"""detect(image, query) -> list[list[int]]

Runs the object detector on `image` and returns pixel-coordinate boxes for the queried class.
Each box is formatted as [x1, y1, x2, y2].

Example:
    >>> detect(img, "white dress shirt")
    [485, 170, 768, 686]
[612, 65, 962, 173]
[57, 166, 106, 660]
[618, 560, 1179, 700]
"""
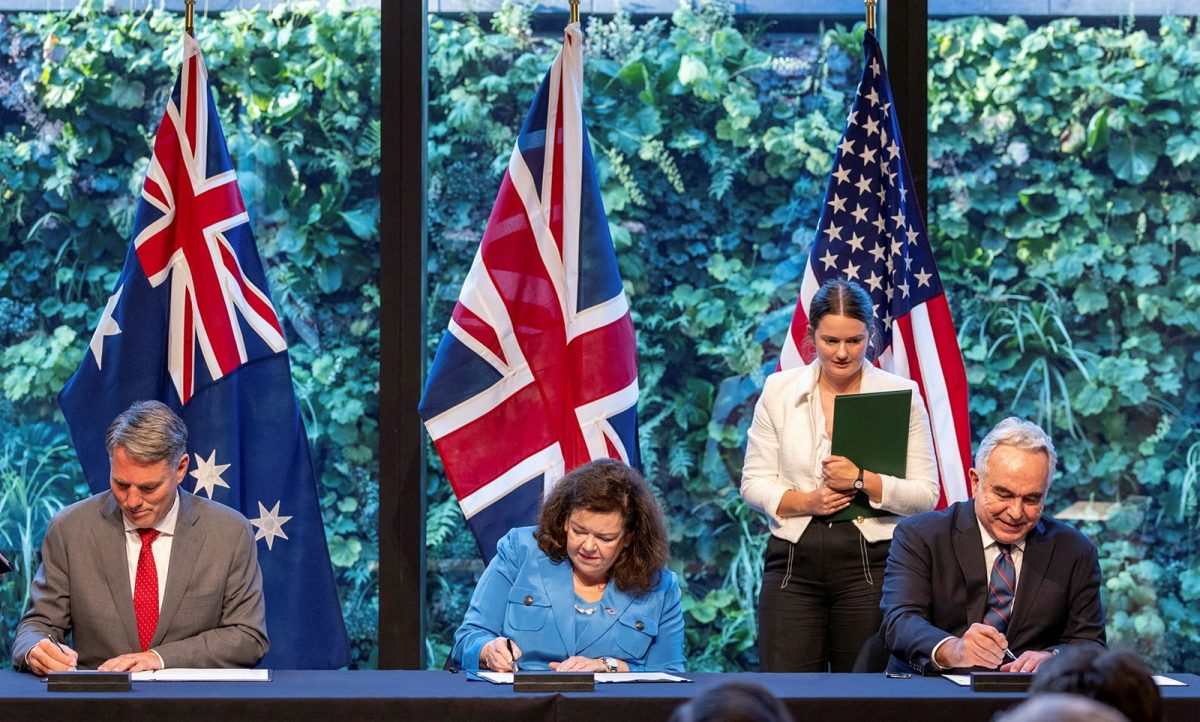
[120, 490, 180, 668]
[121, 489, 181, 608]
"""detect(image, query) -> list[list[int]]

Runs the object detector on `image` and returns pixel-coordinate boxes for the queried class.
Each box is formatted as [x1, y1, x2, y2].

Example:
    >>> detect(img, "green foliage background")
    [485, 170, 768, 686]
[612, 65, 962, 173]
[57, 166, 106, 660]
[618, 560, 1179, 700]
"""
[1, 0, 1197, 673]
[0, 2, 381, 665]
[425, 3, 1200, 672]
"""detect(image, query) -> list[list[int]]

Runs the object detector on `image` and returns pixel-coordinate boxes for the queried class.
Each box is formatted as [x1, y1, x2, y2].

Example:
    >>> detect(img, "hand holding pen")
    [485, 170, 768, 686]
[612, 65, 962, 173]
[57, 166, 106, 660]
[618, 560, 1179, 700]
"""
[481, 636, 521, 672]
[28, 633, 78, 675]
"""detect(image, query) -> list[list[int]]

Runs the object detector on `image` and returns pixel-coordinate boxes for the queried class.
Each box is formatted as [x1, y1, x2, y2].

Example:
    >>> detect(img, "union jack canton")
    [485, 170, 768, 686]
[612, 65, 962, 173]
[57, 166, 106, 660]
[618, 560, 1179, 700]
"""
[420, 24, 640, 562]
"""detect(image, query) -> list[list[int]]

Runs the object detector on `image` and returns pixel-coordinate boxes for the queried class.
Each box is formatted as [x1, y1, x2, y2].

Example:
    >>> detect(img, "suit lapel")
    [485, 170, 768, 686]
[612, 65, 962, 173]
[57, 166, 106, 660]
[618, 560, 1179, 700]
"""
[1007, 520, 1050, 644]
[153, 492, 203, 647]
[537, 554, 577, 655]
[95, 493, 140, 652]
[576, 585, 633, 652]
[953, 502, 989, 625]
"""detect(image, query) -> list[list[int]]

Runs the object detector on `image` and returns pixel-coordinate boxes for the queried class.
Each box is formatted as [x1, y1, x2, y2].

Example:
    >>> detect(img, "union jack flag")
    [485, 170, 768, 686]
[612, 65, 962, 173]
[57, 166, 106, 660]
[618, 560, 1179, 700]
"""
[59, 34, 349, 668]
[420, 24, 639, 561]
[780, 30, 973, 507]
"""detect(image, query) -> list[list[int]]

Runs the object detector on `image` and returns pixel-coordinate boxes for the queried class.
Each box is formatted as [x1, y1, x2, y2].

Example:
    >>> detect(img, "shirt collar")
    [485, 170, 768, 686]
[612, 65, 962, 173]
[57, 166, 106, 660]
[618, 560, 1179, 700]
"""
[121, 489, 181, 537]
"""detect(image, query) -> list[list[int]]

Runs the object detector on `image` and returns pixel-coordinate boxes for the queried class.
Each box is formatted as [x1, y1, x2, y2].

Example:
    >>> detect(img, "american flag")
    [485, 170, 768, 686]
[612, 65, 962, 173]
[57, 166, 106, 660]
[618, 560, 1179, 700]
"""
[419, 24, 639, 561]
[59, 34, 349, 668]
[780, 30, 973, 507]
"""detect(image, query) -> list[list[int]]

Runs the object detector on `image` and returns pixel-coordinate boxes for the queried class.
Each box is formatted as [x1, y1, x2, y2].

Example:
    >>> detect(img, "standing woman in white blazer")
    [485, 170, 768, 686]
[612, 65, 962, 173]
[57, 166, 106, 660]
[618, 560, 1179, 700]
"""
[740, 279, 939, 672]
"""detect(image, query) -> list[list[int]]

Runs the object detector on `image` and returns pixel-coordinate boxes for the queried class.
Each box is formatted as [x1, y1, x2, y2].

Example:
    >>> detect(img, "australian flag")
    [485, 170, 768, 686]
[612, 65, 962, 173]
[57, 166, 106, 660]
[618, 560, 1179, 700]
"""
[58, 34, 350, 668]
[419, 24, 640, 562]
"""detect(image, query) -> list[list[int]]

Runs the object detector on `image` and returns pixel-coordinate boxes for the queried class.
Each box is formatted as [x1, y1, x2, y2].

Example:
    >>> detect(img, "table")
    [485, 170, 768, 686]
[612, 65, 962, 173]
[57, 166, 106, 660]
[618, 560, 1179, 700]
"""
[2, 670, 1196, 721]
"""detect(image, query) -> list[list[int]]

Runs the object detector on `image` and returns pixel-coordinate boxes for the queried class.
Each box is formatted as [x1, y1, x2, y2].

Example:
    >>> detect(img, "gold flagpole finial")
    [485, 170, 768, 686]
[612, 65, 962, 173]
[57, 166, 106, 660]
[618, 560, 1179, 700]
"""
[865, 0, 878, 33]
[186, 0, 196, 37]
[570, 0, 580, 25]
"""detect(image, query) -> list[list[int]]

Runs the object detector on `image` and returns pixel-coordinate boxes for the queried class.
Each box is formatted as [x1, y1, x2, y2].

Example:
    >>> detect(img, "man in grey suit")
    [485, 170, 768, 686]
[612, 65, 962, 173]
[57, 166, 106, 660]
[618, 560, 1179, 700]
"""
[12, 400, 268, 674]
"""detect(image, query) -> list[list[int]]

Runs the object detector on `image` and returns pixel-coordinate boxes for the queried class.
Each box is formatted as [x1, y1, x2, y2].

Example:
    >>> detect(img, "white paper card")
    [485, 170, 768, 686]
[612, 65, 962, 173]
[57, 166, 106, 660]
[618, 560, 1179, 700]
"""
[131, 668, 271, 682]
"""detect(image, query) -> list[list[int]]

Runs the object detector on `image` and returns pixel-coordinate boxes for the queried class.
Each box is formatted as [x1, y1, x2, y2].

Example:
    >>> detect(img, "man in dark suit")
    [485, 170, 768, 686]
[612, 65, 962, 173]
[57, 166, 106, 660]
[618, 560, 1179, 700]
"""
[12, 400, 268, 674]
[880, 417, 1105, 675]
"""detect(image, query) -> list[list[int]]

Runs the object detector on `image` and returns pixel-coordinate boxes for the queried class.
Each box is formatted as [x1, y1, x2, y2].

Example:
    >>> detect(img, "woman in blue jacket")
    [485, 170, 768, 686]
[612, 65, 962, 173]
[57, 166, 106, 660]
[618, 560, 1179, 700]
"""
[451, 459, 685, 673]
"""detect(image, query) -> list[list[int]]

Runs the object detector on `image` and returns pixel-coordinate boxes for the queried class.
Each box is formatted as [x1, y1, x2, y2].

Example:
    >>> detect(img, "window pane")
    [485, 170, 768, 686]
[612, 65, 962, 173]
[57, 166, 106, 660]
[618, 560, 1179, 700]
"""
[929, 13, 1200, 671]
[0, 4, 380, 667]
[425, 1, 864, 670]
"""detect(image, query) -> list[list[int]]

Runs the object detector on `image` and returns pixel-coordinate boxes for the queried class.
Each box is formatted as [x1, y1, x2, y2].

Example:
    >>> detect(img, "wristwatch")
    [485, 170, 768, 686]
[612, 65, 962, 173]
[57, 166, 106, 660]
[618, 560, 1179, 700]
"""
[601, 656, 619, 673]
[853, 466, 865, 490]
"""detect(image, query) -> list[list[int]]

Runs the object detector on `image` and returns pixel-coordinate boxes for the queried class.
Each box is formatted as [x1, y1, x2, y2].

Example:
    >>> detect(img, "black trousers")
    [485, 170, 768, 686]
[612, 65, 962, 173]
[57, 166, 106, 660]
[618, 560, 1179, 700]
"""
[757, 520, 891, 672]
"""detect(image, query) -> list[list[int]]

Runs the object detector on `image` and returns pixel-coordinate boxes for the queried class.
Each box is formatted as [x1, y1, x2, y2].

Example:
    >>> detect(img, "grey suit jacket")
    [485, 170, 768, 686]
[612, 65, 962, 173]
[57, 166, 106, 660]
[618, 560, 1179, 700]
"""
[11, 490, 268, 671]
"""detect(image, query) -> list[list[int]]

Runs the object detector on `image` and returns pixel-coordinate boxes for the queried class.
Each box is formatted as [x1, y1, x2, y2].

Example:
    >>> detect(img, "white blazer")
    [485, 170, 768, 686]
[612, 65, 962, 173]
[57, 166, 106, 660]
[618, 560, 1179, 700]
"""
[740, 361, 939, 544]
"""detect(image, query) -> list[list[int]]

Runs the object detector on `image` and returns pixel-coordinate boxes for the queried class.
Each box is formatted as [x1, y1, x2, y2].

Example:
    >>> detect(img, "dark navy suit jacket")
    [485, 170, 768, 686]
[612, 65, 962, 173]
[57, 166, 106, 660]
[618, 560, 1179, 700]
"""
[881, 500, 1105, 675]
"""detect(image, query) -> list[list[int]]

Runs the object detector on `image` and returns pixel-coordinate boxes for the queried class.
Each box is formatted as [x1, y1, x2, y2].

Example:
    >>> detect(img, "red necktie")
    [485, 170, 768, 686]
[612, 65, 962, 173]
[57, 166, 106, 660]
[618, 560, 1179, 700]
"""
[134, 528, 161, 652]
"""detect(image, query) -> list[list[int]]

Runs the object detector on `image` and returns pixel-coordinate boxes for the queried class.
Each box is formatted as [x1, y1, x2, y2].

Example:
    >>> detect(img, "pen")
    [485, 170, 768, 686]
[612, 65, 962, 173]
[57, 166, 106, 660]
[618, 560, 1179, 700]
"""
[1003, 647, 1018, 662]
[48, 633, 76, 672]
[507, 639, 519, 673]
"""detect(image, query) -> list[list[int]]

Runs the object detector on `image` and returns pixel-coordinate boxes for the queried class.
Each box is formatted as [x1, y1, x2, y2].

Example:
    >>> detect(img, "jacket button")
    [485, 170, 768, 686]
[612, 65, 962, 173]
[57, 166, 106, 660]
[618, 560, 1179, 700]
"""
[635, 621, 645, 631]
[523, 595, 533, 606]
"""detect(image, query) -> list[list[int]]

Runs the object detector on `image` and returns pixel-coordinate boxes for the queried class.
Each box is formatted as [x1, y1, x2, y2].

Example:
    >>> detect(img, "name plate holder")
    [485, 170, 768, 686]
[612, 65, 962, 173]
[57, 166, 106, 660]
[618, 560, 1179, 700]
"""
[970, 672, 1034, 693]
[513, 671, 594, 693]
[47, 670, 132, 692]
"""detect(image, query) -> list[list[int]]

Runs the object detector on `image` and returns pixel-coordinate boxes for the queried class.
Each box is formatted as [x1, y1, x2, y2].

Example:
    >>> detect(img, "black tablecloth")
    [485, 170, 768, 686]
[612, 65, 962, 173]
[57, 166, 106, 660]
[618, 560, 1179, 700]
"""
[1, 670, 1196, 721]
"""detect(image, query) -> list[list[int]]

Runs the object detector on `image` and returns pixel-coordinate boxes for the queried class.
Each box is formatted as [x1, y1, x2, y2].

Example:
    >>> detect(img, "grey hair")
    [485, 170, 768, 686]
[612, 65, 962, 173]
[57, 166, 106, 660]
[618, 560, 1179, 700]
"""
[105, 400, 188, 465]
[975, 417, 1057, 486]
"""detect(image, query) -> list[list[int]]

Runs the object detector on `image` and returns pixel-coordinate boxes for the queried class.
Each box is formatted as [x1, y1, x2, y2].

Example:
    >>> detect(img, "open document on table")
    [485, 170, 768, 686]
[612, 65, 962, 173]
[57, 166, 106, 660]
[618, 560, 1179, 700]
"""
[942, 674, 1188, 687]
[131, 669, 271, 682]
[473, 672, 691, 684]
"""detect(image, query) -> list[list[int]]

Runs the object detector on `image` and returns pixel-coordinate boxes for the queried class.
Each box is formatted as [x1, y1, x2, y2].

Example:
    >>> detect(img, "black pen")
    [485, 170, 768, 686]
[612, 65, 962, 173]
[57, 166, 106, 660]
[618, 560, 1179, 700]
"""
[48, 633, 76, 672]
[507, 639, 519, 673]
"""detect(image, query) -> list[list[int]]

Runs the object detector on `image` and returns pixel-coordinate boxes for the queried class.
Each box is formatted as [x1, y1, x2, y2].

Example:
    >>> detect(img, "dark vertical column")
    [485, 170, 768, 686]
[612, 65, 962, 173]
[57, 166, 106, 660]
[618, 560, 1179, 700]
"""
[378, 0, 428, 669]
[881, 0, 928, 219]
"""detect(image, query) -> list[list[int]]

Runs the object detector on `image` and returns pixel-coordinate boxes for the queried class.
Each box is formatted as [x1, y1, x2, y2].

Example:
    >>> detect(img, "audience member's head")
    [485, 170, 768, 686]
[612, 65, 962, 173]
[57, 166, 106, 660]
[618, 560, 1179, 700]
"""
[668, 681, 794, 722]
[1029, 647, 1162, 722]
[995, 693, 1129, 722]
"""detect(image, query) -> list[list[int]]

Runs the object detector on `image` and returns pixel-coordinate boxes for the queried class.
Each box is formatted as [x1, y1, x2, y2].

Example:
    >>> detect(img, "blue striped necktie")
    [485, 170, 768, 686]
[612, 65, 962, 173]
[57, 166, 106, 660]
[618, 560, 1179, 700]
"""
[984, 544, 1016, 633]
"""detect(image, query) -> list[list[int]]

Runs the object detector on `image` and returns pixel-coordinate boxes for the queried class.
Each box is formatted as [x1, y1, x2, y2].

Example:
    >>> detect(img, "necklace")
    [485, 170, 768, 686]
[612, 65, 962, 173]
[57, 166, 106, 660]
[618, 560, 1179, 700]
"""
[573, 574, 608, 614]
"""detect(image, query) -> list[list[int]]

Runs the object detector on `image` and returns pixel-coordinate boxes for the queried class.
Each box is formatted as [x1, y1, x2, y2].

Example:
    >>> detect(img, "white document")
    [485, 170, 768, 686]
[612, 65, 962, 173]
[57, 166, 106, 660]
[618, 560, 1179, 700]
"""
[945, 673, 1187, 688]
[474, 671, 690, 684]
[131, 668, 271, 682]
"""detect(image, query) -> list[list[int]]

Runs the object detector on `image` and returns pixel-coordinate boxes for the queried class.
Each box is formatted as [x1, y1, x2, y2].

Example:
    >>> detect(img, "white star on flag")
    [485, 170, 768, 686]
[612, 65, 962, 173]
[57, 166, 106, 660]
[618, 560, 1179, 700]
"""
[89, 285, 124, 370]
[190, 449, 231, 498]
[251, 500, 293, 550]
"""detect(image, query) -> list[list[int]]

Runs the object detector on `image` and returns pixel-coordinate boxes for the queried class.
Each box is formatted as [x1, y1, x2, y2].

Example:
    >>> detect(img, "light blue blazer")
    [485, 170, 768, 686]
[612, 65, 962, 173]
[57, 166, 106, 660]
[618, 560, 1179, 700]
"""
[451, 526, 685, 672]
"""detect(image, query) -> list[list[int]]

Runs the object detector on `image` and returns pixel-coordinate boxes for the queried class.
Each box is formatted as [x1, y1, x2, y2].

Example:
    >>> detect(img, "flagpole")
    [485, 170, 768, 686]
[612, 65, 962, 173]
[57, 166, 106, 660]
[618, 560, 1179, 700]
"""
[865, 0, 877, 32]
[570, 0, 580, 24]
[185, 0, 195, 36]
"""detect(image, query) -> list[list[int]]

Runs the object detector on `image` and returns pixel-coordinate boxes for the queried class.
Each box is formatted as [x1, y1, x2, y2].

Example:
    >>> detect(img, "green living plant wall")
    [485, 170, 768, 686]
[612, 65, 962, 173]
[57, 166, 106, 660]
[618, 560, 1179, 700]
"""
[0, 1, 381, 665]
[426, 2, 1199, 671]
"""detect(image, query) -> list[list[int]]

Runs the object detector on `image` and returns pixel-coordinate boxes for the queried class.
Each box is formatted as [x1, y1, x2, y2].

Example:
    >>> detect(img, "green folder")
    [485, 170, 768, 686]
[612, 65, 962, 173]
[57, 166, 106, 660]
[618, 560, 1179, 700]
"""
[823, 389, 912, 523]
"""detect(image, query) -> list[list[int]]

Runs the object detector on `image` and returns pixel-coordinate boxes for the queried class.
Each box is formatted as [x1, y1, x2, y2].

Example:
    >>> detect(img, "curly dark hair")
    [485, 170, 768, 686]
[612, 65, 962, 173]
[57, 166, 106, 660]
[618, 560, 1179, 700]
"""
[533, 458, 669, 597]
